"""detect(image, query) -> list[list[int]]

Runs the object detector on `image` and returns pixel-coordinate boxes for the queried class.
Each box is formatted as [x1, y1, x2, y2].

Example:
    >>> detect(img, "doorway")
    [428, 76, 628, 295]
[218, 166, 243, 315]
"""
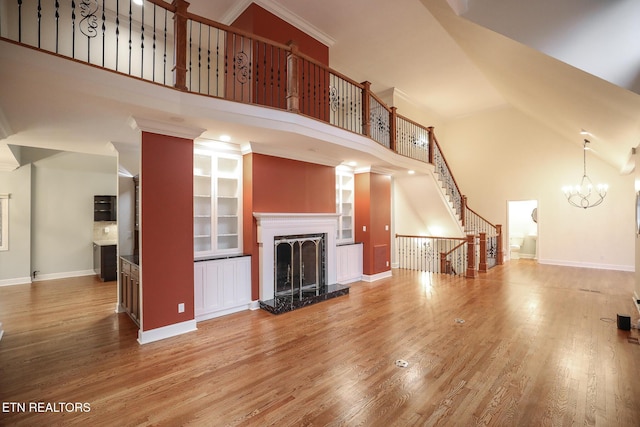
[507, 200, 538, 261]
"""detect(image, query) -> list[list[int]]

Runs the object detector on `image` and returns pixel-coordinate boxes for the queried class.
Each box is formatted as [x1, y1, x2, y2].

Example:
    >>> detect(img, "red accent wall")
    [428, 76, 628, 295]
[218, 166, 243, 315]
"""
[355, 172, 391, 276]
[243, 153, 335, 299]
[141, 132, 194, 331]
[232, 4, 329, 65]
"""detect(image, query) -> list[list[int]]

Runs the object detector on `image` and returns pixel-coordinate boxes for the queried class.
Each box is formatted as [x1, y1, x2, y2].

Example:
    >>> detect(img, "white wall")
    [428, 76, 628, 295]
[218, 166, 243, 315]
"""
[439, 106, 634, 270]
[31, 152, 117, 279]
[0, 165, 32, 285]
[118, 175, 135, 257]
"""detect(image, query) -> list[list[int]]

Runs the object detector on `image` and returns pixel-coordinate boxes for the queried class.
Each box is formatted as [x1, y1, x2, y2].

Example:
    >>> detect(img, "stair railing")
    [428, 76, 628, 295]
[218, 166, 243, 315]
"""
[396, 234, 468, 275]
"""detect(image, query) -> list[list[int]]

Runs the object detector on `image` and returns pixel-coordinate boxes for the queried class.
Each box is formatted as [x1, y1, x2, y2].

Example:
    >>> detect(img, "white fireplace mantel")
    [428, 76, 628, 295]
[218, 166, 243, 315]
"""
[254, 212, 340, 301]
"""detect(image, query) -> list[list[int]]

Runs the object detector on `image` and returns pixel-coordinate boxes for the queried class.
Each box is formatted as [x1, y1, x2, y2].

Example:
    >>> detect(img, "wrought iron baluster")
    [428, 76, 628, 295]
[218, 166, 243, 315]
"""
[197, 22, 202, 92]
[115, 0, 119, 71]
[17, 0, 22, 43]
[128, 0, 132, 75]
[37, 0, 41, 48]
[206, 25, 211, 95]
[188, 20, 192, 90]
[101, 0, 105, 66]
[140, 1, 145, 79]
[163, 9, 167, 84]
[71, 0, 76, 58]
[215, 28, 221, 96]
[152, 5, 156, 82]
[55, 0, 60, 52]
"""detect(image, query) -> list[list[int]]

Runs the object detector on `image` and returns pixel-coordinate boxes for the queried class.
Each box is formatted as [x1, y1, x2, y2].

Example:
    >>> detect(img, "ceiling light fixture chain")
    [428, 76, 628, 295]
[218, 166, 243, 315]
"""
[562, 139, 608, 209]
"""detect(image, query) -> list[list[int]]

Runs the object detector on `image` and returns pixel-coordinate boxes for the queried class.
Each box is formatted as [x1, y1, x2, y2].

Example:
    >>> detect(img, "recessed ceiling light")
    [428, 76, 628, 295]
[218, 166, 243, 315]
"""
[408, 170, 415, 175]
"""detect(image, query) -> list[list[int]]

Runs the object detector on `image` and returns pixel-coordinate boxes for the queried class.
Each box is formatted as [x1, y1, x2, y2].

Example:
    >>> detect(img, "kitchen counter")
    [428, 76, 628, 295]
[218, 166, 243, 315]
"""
[93, 239, 117, 246]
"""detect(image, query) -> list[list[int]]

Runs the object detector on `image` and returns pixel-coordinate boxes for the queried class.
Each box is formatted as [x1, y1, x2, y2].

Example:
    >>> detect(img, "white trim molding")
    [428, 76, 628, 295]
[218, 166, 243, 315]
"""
[362, 270, 393, 282]
[137, 319, 197, 345]
[0, 277, 32, 287]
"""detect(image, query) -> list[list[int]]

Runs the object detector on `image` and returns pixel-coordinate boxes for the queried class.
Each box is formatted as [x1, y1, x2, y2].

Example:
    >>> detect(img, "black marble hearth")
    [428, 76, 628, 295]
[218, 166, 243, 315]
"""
[259, 283, 350, 314]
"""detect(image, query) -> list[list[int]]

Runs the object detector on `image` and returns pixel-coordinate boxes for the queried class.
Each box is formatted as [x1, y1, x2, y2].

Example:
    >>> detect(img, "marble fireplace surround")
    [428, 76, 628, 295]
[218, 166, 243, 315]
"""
[254, 212, 340, 302]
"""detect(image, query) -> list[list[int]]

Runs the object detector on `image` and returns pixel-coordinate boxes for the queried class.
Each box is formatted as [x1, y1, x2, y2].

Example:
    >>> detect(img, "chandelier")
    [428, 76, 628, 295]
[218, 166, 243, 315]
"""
[562, 139, 608, 209]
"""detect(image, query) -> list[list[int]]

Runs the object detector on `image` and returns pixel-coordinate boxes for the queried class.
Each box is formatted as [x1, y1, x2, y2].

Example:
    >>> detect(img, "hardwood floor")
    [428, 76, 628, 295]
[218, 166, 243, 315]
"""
[1, 261, 639, 426]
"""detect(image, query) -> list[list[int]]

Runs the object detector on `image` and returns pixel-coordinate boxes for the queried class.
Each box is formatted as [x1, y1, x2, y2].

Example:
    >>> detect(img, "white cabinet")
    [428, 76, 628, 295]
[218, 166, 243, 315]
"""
[336, 243, 363, 284]
[336, 169, 354, 244]
[194, 256, 252, 321]
[194, 151, 242, 256]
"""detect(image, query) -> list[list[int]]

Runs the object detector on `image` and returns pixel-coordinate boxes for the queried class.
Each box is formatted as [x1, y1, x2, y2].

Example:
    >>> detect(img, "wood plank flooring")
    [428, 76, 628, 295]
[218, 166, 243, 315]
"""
[1, 261, 639, 426]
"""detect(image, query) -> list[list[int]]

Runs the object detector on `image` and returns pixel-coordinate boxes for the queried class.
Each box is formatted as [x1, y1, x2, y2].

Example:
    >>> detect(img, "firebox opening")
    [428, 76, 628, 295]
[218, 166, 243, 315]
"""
[274, 233, 326, 300]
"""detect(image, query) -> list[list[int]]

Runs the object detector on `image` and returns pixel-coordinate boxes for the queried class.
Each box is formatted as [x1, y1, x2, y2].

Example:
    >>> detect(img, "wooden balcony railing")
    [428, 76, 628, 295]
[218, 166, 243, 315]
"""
[0, 0, 503, 271]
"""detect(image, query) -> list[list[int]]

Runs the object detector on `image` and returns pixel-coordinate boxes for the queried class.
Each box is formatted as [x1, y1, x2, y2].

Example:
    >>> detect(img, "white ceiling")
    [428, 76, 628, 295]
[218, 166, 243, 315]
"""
[1, 0, 640, 174]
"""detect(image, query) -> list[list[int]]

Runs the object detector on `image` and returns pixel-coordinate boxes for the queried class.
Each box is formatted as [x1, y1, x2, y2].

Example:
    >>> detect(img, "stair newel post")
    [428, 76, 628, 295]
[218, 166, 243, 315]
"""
[427, 126, 435, 165]
[479, 232, 488, 273]
[440, 252, 447, 274]
[172, 0, 189, 91]
[390, 106, 397, 153]
[465, 233, 478, 278]
[361, 81, 371, 137]
[496, 224, 504, 265]
[286, 41, 300, 113]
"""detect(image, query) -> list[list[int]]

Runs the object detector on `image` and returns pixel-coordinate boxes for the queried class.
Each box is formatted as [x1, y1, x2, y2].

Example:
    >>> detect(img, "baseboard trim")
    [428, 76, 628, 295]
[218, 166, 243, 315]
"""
[337, 276, 363, 285]
[249, 300, 260, 310]
[196, 303, 252, 322]
[537, 259, 634, 272]
[33, 270, 96, 282]
[362, 270, 392, 282]
[0, 277, 32, 287]
[137, 319, 197, 345]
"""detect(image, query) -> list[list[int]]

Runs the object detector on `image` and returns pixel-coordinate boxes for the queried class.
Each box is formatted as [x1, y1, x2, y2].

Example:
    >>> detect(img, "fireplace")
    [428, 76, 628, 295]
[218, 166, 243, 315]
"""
[254, 213, 350, 314]
[275, 233, 326, 298]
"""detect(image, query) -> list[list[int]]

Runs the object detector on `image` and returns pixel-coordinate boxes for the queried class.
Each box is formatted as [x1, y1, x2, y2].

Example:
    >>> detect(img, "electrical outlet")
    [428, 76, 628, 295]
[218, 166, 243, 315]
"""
[178, 303, 185, 313]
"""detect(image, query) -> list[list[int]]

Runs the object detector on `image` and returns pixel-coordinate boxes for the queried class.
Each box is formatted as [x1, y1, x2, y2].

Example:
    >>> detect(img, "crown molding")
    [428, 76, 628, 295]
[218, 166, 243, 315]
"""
[220, 0, 335, 48]
[128, 116, 206, 140]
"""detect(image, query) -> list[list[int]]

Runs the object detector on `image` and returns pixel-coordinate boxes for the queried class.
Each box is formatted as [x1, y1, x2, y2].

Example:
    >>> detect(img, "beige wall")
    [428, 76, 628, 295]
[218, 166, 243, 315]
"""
[439, 106, 634, 270]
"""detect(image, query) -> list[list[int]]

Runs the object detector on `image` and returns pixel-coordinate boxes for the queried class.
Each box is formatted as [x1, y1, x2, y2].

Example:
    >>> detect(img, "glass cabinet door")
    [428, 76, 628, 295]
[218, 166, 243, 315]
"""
[336, 169, 354, 244]
[194, 151, 242, 256]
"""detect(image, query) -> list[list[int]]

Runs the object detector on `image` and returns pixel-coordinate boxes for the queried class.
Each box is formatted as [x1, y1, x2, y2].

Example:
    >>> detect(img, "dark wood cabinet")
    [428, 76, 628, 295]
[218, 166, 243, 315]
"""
[120, 256, 140, 326]
[94, 195, 117, 221]
[93, 243, 117, 281]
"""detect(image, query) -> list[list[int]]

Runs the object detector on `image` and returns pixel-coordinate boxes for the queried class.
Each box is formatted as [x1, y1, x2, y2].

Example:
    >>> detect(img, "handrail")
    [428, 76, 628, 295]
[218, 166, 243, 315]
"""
[443, 240, 467, 257]
[395, 233, 465, 241]
[466, 205, 496, 229]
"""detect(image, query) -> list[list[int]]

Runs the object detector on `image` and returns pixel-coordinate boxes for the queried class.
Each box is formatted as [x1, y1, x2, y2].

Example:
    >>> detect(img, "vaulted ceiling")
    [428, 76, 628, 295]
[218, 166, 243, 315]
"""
[188, 0, 640, 172]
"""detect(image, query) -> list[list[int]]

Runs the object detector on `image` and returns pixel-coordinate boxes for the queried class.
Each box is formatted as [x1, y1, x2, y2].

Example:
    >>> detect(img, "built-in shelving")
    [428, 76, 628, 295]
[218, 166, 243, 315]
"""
[194, 150, 242, 256]
[336, 169, 354, 244]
